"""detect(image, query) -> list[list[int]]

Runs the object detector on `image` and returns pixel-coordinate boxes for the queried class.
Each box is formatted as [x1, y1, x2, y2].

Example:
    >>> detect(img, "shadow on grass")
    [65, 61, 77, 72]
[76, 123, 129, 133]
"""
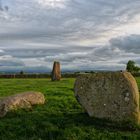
[0, 106, 139, 140]
[3, 109, 140, 132]
[44, 112, 140, 132]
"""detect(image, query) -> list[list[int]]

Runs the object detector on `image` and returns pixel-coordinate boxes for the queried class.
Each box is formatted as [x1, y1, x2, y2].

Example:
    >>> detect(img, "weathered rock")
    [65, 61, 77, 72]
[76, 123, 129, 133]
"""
[74, 72, 140, 124]
[0, 91, 45, 117]
[51, 61, 61, 81]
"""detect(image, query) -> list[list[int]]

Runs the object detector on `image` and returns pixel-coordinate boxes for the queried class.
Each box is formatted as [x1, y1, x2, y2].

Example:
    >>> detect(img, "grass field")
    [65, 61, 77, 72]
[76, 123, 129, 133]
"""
[0, 78, 140, 140]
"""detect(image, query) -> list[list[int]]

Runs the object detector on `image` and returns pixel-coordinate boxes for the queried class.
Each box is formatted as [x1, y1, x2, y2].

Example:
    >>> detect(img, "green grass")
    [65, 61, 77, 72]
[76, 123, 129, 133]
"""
[0, 78, 140, 140]
[135, 77, 140, 90]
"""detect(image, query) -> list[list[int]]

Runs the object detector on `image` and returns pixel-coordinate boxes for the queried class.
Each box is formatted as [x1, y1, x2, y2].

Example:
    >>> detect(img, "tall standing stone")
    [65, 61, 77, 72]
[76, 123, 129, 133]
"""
[74, 72, 140, 124]
[51, 61, 61, 81]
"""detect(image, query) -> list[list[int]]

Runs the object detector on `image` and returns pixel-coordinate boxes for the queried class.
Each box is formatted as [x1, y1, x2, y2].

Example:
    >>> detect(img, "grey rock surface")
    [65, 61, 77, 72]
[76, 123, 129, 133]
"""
[74, 72, 140, 124]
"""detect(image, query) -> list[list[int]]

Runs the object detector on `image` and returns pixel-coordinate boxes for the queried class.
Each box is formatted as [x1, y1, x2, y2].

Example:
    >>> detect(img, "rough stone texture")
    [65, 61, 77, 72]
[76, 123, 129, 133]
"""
[74, 72, 140, 124]
[51, 61, 61, 81]
[0, 91, 45, 117]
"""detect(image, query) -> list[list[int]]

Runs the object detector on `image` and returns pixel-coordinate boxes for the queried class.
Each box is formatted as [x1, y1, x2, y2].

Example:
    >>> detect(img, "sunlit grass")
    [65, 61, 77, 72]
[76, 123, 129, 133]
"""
[0, 78, 140, 140]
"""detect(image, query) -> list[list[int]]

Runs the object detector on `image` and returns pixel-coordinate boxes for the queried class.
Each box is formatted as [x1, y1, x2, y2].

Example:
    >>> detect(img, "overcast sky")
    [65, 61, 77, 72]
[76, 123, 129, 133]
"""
[0, 0, 140, 72]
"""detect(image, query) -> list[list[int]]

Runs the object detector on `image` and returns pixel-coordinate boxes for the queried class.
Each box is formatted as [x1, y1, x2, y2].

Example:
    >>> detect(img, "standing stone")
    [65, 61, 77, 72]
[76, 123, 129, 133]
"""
[51, 61, 61, 81]
[74, 72, 140, 124]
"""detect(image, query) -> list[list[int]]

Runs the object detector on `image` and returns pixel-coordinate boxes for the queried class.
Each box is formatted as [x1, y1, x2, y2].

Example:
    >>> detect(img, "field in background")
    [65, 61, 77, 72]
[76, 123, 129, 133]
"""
[0, 78, 140, 140]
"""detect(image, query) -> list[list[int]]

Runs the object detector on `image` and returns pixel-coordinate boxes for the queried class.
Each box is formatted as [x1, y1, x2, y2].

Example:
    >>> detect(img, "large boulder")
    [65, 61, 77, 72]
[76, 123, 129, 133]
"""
[74, 72, 140, 124]
[51, 61, 61, 81]
[0, 91, 45, 117]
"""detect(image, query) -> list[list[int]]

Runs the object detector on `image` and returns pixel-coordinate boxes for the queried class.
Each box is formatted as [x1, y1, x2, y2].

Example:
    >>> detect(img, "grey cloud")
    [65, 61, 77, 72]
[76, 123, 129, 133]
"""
[1, 34, 140, 72]
[1, 45, 94, 58]
[0, 60, 24, 67]
[0, 55, 24, 67]
[0, 0, 140, 43]
[0, 0, 8, 11]
[0, 0, 3, 11]
[0, 0, 140, 72]
[110, 34, 140, 54]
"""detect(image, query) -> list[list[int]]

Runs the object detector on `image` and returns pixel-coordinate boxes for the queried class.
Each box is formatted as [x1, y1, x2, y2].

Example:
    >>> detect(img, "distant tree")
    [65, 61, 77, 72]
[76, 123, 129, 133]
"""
[90, 71, 95, 74]
[74, 72, 80, 74]
[133, 66, 140, 72]
[126, 60, 135, 72]
[126, 60, 140, 72]
[20, 70, 24, 75]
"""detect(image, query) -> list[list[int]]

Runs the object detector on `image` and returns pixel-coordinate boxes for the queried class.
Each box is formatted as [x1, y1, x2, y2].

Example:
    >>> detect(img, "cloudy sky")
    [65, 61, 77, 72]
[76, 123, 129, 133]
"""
[0, 0, 140, 72]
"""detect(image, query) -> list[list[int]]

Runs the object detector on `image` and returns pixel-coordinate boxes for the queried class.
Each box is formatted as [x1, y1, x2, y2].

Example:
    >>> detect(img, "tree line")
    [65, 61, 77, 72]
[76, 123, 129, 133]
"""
[0, 60, 139, 79]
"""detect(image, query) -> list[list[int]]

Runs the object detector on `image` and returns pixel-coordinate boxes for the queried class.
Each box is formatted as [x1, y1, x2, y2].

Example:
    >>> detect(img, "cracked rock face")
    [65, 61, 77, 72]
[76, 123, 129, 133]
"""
[74, 72, 140, 124]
